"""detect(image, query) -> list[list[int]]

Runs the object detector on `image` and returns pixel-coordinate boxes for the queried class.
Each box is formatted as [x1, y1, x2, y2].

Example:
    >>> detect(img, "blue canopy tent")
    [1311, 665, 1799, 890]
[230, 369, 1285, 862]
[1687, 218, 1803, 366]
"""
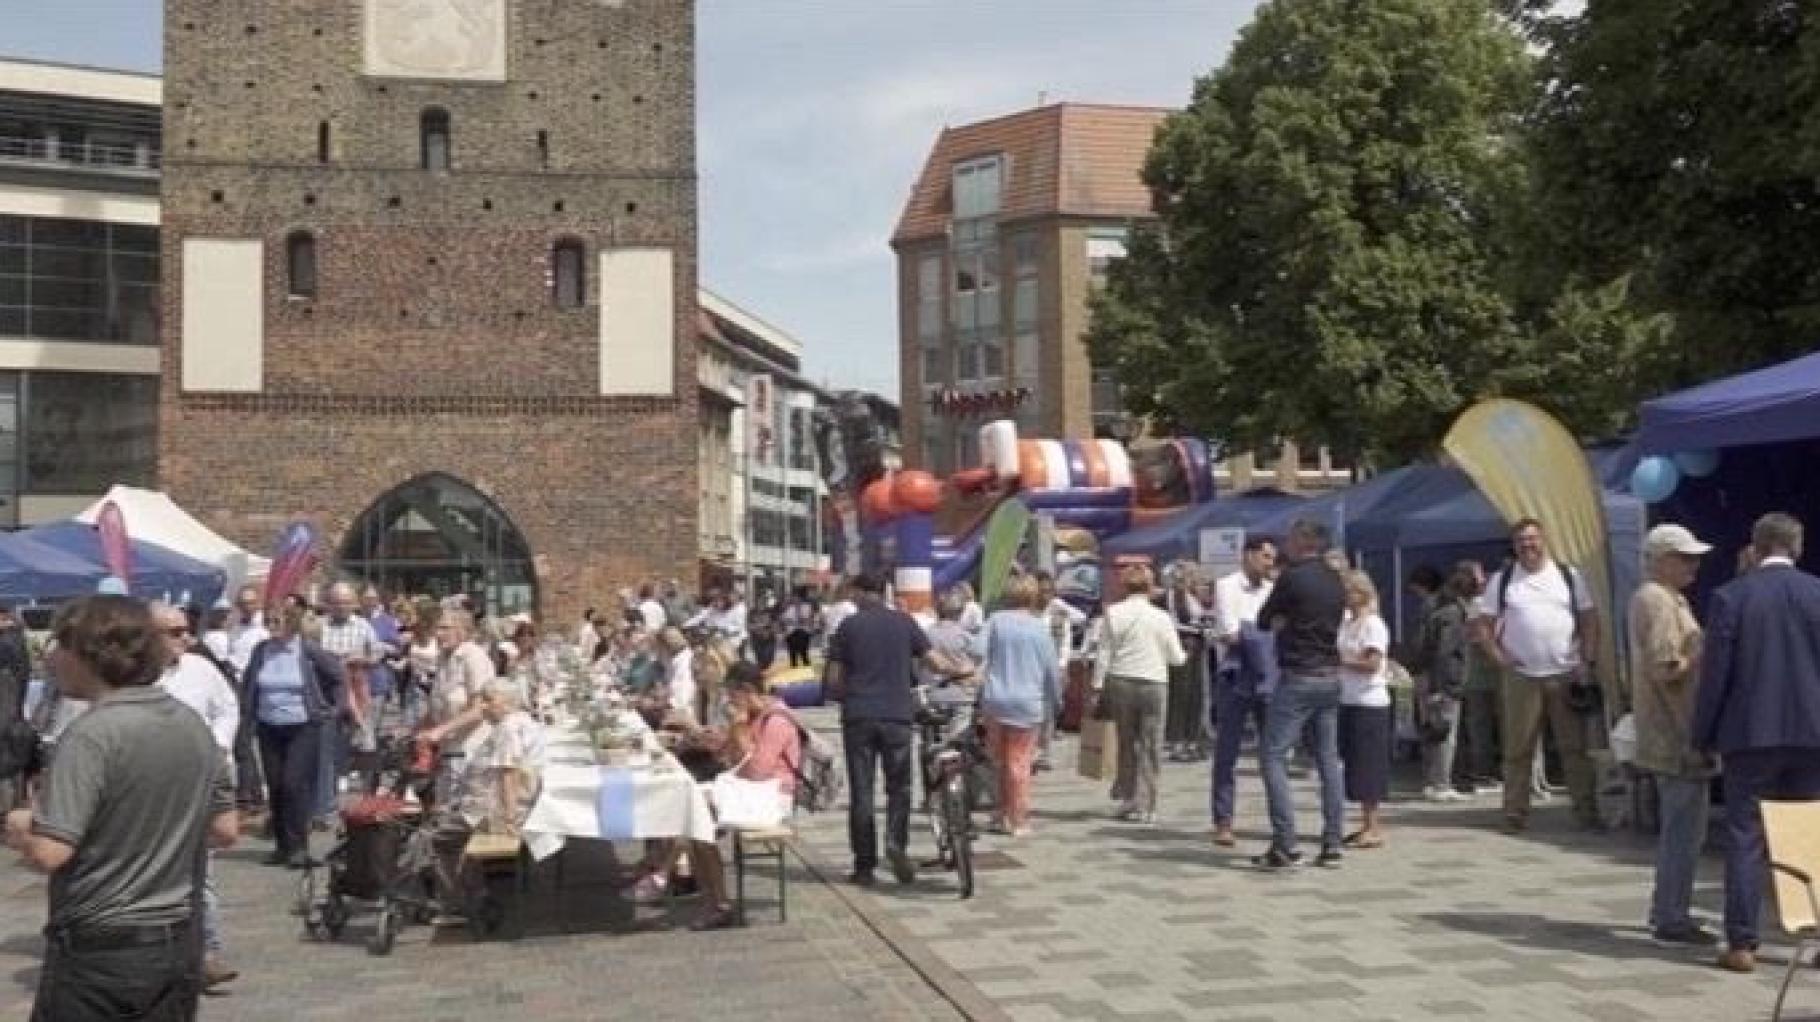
[16, 520, 227, 605]
[1632, 353, 1820, 603]
[0, 532, 108, 601]
[1244, 464, 1428, 550]
[1343, 455, 1645, 647]
[1101, 488, 1309, 564]
[1637, 350, 1820, 455]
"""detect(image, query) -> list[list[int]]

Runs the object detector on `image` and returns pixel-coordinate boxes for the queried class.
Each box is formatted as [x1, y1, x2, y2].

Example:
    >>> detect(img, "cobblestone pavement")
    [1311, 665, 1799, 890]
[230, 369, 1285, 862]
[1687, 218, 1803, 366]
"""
[789, 708, 1820, 1022]
[0, 815, 964, 1021]
[9, 707, 1820, 1022]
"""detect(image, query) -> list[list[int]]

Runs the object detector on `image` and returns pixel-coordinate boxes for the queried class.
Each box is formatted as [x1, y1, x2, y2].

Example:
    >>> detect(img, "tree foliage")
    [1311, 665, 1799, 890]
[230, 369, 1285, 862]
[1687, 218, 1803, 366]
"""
[1089, 0, 1535, 464]
[1525, 0, 1820, 392]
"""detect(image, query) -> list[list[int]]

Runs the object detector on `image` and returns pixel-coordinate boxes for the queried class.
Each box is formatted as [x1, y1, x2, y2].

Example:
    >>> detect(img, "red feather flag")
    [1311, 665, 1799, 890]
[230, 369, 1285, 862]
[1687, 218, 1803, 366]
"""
[263, 522, 319, 608]
[95, 500, 131, 584]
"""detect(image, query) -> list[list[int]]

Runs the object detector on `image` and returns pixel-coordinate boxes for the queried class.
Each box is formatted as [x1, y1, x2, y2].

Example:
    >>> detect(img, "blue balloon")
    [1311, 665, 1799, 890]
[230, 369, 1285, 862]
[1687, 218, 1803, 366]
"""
[1631, 456, 1681, 503]
[1673, 449, 1720, 479]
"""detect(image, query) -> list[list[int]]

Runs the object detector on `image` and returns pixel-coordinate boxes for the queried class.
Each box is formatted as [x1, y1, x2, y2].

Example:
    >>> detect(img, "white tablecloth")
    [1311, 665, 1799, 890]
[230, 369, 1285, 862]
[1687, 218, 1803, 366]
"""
[521, 719, 715, 861]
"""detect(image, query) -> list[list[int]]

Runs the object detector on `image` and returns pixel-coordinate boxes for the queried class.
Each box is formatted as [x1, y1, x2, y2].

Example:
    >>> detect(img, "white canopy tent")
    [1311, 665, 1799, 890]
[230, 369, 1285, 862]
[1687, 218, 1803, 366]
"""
[77, 485, 271, 593]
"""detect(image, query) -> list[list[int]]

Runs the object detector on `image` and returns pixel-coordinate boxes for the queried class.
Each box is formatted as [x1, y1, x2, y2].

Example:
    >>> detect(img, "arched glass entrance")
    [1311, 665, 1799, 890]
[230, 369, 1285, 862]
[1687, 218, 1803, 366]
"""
[338, 474, 536, 615]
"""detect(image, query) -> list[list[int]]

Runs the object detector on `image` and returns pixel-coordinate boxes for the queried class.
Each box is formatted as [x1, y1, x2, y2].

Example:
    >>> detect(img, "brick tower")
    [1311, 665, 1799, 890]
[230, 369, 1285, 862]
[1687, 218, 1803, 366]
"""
[159, 0, 699, 620]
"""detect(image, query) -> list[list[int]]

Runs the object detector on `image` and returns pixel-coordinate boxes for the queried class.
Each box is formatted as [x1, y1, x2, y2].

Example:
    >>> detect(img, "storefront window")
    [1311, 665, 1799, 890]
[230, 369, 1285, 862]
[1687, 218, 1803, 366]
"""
[23, 372, 156, 494]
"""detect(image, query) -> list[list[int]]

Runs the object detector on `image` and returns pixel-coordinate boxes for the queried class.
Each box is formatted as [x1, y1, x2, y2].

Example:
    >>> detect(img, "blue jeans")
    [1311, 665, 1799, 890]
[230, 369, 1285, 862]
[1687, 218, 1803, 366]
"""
[1261, 673, 1345, 855]
[1649, 772, 1710, 932]
[843, 718, 914, 873]
[1212, 673, 1270, 827]
[1720, 749, 1820, 949]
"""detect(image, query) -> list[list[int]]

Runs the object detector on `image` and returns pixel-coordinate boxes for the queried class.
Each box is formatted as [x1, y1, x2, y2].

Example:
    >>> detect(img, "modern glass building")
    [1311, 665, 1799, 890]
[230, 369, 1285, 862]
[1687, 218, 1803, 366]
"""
[0, 57, 161, 527]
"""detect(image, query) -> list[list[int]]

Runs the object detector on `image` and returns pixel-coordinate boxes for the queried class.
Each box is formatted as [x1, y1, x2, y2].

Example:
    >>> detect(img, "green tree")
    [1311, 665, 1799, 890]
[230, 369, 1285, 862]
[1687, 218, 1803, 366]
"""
[1089, 0, 1535, 464]
[1525, 0, 1820, 394]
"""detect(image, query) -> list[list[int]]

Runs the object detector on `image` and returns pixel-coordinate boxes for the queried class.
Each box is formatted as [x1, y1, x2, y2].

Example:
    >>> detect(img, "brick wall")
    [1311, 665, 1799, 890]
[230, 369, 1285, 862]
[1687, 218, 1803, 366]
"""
[160, 0, 700, 624]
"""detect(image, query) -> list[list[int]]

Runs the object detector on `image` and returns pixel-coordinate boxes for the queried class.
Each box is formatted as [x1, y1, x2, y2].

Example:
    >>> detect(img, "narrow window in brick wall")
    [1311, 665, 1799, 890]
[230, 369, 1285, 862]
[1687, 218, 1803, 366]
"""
[536, 130, 549, 169]
[287, 231, 317, 298]
[552, 238, 585, 308]
[420, 108, 451, 171]
[317, 121, 331, 163]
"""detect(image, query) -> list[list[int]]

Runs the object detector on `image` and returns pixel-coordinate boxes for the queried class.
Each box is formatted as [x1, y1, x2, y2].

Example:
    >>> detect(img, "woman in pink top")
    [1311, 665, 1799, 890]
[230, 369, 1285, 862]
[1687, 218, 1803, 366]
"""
[628, 662, 798, 929]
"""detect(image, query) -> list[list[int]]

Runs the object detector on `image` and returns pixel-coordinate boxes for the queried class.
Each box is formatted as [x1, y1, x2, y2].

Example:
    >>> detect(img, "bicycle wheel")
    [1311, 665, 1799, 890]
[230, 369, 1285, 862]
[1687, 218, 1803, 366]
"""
[942, 778, 974, 899]
[927, 790, 952, 866]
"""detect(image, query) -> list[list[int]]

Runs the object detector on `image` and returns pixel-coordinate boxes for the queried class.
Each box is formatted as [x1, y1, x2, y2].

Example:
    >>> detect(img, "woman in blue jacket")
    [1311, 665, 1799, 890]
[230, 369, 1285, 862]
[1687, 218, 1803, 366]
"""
[978, 575, 1060, 838]
[242, 603, 346, 868]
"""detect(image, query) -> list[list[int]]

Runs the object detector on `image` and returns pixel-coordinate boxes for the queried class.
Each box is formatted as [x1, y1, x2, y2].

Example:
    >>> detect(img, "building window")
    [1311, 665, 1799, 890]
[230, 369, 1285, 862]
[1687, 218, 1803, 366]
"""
[1087, 227, 1129, 289]
[1012, 232, 1039, 329]
[339, 473, 538, 616]
[1013, 331, 1039, 384]
[317, 120, 331, 163]
[551, 237, 585, 308]
[536, 129, 550, 169]
[24, 372, 157, 495]
[0, 215, 158, 344]
[286, 231, 317, 298]
[916, 252, 944, 386]
[916, 254, 942, 341]
[952, 155, 1003, 221]
[788, 408, 813, 471]
[420, 108, 451, 171]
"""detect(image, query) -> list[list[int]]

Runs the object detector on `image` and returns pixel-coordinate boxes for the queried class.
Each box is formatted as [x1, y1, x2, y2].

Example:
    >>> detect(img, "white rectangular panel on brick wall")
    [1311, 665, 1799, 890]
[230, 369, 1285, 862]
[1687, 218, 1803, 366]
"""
[180, 238, 264, 393]
[599, 247, 675, 397]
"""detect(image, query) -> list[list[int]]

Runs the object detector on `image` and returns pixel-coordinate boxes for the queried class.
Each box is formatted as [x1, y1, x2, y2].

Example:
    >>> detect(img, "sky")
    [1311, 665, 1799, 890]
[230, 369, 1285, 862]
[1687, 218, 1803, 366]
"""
[5, 0, 1262, 398]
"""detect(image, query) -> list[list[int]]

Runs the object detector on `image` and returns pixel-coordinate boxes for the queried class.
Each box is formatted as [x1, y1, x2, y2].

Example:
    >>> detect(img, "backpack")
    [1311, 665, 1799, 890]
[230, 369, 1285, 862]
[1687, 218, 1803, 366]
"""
[1494, 559, 1601, 712]
[788, 718, 843, 813]
[1494, 559, 1583, 643]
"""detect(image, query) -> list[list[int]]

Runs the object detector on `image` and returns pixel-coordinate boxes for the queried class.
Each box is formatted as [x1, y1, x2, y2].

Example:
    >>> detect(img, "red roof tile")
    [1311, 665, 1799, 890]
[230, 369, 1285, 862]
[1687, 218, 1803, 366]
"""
[892, 103, 1169, 246]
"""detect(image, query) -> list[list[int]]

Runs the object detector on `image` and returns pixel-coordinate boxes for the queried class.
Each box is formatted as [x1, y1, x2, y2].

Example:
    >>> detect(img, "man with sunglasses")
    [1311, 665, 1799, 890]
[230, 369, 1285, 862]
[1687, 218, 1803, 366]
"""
[151, 603, 240, 994]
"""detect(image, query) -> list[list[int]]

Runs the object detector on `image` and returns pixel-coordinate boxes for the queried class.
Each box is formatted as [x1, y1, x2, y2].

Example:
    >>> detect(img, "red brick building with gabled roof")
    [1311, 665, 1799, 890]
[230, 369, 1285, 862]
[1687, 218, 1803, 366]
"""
[891, 102, 1167, 473]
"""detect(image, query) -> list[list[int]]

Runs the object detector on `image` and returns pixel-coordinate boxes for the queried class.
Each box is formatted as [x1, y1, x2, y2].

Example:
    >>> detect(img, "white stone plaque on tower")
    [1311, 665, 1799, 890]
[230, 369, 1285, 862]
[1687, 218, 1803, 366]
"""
[364, 0, 508, 82]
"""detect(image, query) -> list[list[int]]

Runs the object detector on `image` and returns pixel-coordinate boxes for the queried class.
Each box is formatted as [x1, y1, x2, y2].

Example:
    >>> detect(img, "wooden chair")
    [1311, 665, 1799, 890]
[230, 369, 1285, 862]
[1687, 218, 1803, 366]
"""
[730, 825, 792, 926]
[1761, 800, 1820, 1021]
[462, 831, 528, 939]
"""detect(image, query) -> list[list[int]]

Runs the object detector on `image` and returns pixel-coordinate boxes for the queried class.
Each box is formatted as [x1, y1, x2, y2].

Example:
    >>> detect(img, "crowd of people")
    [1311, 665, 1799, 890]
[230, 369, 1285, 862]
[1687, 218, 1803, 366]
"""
[815, 508, 1820, 984]
[3, 506, 1819, 1017]
[0, 571, 844, 1017]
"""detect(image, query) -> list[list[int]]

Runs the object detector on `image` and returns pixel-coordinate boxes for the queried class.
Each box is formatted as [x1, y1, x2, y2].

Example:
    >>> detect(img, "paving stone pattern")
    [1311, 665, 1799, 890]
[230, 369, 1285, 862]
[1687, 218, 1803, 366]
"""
[8, 706, 1820, 1021]
[790, 708, 1820, 1022]
[0, 824, 963, 1022]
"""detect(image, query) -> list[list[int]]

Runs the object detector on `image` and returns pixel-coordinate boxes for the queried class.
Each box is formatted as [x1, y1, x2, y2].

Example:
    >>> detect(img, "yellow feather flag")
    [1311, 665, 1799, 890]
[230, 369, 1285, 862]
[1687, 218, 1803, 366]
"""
[1443, 399, 1618, 714]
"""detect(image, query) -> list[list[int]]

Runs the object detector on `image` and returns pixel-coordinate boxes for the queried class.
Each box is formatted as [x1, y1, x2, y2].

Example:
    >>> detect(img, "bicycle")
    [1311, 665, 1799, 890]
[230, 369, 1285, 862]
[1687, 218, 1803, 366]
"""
[914, 685, 991, 899]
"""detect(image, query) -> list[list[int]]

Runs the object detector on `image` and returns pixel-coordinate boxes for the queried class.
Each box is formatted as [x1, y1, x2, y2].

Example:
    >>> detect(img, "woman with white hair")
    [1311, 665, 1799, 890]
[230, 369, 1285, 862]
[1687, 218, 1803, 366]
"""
[428, 677, 545, 910]
[1337, 570, 1393, 849]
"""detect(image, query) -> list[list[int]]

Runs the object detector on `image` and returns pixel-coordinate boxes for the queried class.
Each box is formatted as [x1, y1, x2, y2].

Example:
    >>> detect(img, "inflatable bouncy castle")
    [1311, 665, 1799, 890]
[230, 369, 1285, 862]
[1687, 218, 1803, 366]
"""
[854, 421, 1217, 610]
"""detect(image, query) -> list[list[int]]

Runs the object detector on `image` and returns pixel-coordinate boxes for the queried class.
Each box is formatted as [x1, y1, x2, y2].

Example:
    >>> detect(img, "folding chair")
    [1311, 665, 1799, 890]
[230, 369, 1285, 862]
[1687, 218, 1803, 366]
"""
[731, 825, 792, 926]
[1761, 800, 1820, 1021]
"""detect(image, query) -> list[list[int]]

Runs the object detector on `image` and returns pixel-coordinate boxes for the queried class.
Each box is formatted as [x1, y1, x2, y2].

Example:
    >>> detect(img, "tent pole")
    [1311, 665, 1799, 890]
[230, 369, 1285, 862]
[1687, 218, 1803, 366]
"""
[1392, 545, 1404, 642]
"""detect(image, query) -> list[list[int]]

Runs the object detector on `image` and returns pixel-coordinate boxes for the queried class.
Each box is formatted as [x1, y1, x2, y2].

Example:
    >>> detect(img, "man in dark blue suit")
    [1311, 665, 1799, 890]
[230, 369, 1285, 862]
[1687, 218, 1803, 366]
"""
[1693, 513, 1820, 973]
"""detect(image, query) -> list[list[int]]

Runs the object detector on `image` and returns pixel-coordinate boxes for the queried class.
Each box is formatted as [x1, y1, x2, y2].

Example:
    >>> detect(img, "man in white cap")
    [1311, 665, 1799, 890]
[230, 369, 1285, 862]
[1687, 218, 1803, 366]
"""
[1628, 523, 1715, 947]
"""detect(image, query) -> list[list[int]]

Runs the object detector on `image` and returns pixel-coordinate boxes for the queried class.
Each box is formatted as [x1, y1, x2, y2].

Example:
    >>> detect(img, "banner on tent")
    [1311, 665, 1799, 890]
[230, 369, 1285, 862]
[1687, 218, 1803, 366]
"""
[1198, 527, 1243, 579]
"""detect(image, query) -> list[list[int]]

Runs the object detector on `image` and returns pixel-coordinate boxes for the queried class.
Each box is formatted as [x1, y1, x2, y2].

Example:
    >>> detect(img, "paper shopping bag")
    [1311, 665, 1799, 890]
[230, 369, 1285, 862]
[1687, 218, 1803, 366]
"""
[1077, 717, 1117, 781]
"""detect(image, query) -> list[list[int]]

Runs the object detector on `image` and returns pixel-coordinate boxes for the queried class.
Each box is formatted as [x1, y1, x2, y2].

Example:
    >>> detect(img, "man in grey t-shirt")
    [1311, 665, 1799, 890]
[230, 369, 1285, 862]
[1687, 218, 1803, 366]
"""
[4, 595, 238, 1022]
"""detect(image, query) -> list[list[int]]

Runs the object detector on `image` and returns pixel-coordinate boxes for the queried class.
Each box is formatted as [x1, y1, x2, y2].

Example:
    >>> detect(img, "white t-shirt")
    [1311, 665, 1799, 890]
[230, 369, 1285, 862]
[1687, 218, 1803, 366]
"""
[639, 599, 668, 632]
[1214, 571, 1274, 640]
[1338, 612, 1391, 707]
[822, 600, 857, 640]
[160, 652, 241, 752]
[1476, 560, 1594, 678]
[1096, 596, 1188, 685]
[667, 648, 697, 723]
[958, 601, 985, 635]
